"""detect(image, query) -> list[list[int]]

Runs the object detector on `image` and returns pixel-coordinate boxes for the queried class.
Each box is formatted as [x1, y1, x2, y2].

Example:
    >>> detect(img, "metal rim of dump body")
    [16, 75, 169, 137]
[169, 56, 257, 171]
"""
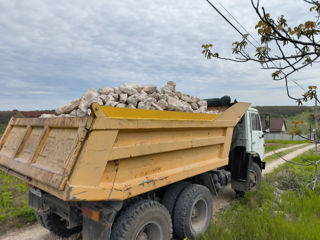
[135, 221, 163, 240]
[189, 197, 209, 234]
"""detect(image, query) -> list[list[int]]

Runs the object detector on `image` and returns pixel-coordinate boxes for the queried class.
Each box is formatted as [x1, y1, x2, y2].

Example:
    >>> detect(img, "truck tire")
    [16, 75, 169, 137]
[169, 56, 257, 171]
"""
[123, 196, 144, 209]
[173, 184, 213, 239]
[161, 181, 191, 216]
[191, 173, 216, 195]
[248, 162, 262, 191]
[236, 162, 262, 197]
[111, 199, 172, 240]
[40, 212, 82, 238]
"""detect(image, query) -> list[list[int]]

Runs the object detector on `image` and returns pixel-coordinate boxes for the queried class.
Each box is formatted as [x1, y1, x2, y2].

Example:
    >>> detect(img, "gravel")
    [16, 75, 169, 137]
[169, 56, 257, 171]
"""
[40, 81, 220, 118]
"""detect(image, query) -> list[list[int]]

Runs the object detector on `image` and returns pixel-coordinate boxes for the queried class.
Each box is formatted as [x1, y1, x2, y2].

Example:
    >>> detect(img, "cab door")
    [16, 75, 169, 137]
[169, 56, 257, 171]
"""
[249, 112, 264, 160]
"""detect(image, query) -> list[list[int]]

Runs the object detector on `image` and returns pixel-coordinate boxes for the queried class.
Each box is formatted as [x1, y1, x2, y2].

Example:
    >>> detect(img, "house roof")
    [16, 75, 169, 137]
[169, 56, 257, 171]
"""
[261, 117, 287, 132]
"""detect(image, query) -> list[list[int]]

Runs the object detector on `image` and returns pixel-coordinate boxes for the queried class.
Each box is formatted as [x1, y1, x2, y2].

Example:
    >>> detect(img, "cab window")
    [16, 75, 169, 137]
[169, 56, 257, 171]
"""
[250, 113, 261, 131]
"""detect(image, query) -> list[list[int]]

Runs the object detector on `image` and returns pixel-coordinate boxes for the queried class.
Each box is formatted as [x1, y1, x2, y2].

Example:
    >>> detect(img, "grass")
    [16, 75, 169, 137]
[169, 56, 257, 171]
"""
[0, 174, 36, 232]
[264, 140, 311, 154]
[265, 140, 311, 145]
[200, 150, 320, 240]
[0, 125, 36, 234]
[264, 145, 308, 163]
[265, 144, 289, 153]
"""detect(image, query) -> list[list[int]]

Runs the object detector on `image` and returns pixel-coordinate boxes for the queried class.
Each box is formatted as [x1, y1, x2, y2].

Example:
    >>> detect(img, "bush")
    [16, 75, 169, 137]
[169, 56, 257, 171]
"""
[200, 151, 320, 240]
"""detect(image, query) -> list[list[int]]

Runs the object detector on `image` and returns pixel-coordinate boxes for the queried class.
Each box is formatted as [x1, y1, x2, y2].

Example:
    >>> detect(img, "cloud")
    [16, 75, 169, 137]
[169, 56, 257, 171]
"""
[0, 0, 318, 110]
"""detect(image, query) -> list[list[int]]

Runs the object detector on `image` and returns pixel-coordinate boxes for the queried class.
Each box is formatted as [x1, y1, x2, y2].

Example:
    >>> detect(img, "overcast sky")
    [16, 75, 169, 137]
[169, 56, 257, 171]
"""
[0, 0, 318, 110]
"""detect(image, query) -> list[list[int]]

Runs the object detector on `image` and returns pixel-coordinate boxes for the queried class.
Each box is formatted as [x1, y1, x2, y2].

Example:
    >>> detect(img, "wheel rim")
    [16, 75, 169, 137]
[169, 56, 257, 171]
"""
[249, 169, 258, 190]
[189, 198, 208, 234]
[135, 221, 163, 240]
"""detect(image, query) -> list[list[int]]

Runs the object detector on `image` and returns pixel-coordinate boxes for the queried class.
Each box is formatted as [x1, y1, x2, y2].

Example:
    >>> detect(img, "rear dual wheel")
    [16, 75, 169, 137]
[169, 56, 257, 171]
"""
[35, 212, 82, 238]
[162, 182, 213, 239]
[111, 199, 172, 240]
[111, 183, 213, 240]
[173, 184, 213, 239]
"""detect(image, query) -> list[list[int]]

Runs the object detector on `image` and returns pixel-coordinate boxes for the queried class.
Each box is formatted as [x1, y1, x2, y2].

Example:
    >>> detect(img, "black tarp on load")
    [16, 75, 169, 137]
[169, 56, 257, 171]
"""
[206, 96, 233, 107]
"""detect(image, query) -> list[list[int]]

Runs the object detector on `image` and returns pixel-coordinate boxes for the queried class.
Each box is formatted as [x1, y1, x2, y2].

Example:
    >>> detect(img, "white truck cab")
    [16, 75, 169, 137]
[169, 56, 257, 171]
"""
[227, 107, 265, 194]
[247, 107, 265, 160]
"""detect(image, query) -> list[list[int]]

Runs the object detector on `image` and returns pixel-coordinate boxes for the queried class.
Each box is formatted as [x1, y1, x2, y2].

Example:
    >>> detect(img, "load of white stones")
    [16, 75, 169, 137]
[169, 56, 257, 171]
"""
[41, 81, 220, 118]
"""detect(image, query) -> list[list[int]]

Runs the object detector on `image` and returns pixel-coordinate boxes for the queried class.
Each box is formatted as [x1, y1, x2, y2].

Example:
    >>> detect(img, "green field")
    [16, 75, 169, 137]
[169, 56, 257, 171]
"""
[200, 150, 320, 240]
[284, 110, 315, 135]
[255, 106, 312, 118]
[264, 146, 305, 163]
[264, 140, 312, 162]
[265, 140, 311, 153]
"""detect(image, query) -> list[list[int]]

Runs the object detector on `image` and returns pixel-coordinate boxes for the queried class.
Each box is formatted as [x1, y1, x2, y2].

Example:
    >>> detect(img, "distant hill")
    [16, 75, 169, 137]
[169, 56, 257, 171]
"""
[0, 111, 13, 124]
[254, 106, 314, 118]
[0, 110, 54, 136]
[255, 106, 318, 135]
[0, 111, 13, 133]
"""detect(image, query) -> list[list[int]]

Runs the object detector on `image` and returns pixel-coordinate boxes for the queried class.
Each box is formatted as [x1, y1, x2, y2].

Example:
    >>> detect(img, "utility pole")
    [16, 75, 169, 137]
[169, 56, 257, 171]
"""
[315, 95, 318, 152]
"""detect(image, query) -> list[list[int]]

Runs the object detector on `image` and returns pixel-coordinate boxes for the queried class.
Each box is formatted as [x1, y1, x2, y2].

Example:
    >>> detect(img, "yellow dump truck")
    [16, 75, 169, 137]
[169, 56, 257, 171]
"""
[0, 101, 265, 240]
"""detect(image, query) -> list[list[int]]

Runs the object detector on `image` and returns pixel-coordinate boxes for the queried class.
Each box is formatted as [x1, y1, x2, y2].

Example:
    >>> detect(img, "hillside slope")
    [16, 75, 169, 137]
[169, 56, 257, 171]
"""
[255, 106, 317, 135]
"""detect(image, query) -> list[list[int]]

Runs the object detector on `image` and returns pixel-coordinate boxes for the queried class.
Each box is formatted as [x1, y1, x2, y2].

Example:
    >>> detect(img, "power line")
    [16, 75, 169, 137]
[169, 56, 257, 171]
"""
[213, 0, 261, 47]
[205, 0, 307, 92]
[204, 0, 257, 49]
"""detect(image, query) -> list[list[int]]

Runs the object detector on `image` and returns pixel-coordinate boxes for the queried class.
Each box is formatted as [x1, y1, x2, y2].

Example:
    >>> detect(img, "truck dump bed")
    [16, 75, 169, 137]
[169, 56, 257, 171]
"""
[0, 102, 250, 201]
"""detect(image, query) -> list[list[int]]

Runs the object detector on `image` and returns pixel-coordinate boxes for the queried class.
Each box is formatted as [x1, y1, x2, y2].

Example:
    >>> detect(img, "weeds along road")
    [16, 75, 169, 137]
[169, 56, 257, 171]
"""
[264, 143, 309, 158]
[0, 144, 313, 240]
[264, 144, 314, 174]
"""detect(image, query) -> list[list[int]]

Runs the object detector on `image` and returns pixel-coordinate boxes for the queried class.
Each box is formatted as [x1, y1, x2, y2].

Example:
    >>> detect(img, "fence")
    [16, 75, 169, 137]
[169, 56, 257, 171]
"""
[264, 132, 309, 141]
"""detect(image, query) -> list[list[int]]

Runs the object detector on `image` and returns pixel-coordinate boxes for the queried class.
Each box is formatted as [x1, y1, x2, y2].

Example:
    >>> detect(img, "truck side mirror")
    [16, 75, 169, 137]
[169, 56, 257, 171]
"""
[265, 114, 270, 132]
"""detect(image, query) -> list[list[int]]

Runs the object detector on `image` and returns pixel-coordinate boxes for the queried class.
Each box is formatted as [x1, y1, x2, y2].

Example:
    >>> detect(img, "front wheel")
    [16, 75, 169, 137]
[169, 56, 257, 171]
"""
[248, 162, 262, 191]
[236, 162, 262, 197]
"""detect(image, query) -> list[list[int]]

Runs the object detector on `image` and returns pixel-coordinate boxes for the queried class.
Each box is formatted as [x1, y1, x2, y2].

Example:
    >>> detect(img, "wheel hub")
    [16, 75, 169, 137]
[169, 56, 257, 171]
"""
[136, 231, 149, 240]
[190, 198, 208, 234]
[249, 169, 257, 190]
[135, 222, 162, 240]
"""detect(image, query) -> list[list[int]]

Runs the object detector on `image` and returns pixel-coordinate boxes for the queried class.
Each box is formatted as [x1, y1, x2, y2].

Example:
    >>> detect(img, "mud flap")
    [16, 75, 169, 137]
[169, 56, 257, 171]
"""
[82, 217, 111, 240]
[29, 188, 82, 228]
[231, 147, 252, 182]
[82, 201, 123, 240]
[230, 147, 253, 192]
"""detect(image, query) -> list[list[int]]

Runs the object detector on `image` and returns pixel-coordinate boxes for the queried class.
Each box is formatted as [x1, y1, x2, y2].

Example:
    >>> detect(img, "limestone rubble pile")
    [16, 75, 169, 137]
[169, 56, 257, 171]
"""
[40, 81, 221, 118]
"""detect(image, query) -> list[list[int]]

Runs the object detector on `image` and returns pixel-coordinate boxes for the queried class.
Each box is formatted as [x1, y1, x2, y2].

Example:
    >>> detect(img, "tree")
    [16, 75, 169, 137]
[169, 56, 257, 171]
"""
[290, 120, 304, 136]
[202, 0, 320, 105]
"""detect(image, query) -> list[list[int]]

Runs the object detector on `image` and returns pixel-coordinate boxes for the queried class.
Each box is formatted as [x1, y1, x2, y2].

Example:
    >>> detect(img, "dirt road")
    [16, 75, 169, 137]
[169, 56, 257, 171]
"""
[264, 144, 314, 174]
[0, 144, 313, 240]
[264, 143, 308, 158]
